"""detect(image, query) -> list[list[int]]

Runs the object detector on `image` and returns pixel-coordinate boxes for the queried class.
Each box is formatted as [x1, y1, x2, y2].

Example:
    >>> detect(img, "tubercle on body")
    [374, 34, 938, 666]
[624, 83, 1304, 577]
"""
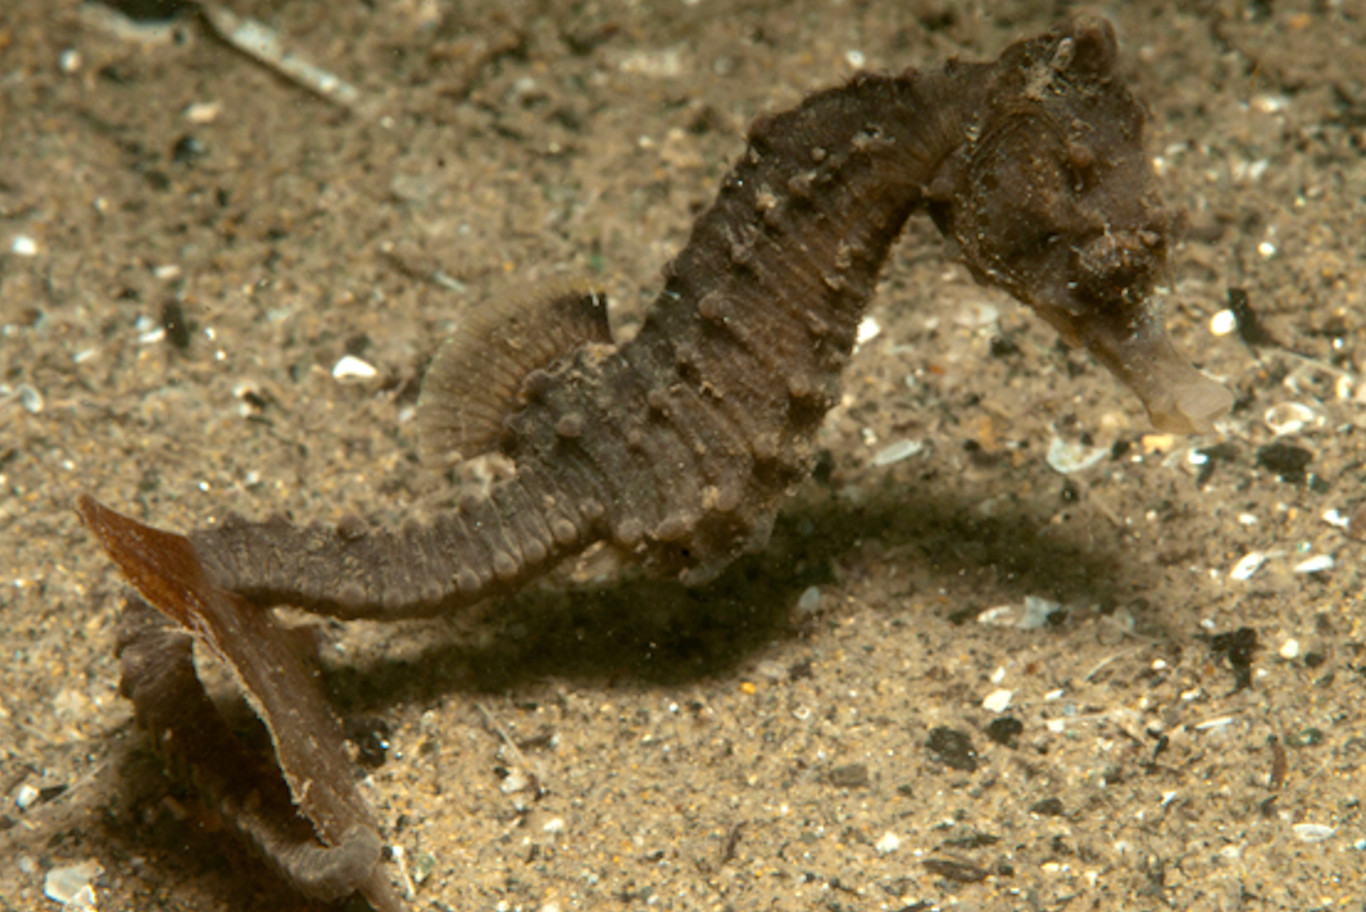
[79, 18, 1229, 909]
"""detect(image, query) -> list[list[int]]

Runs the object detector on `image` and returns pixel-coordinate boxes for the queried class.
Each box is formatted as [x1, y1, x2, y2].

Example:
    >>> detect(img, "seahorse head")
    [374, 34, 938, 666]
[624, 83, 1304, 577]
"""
[934, 18, 1231, 432]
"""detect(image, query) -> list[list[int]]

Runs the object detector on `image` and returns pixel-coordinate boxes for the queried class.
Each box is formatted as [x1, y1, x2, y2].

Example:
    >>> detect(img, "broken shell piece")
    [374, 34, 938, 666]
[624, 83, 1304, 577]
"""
[855, 315, 880, 348]
[982, 688, 1013, 713]
[332, 355, 378, 381]
[1263, 402, 1317, 437]
[1292, 554, 1333, 575]
[1292, 823, 1336, 843]
[1229, 551, 1266, 581]
[871, 439, 924, 467]
[1209, 309, 1237, 336]
[43, 861, 102, 909]
[1046, 436, 1107, 474]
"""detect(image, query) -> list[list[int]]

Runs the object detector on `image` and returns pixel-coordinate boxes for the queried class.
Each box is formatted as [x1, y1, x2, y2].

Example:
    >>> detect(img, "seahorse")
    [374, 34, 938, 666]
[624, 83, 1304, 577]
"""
[80, 18, 1230, 908]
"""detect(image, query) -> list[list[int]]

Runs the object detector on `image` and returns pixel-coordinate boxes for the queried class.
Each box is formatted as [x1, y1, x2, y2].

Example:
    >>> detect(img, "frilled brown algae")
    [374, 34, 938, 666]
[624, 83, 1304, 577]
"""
[82, 18, 1226, 906]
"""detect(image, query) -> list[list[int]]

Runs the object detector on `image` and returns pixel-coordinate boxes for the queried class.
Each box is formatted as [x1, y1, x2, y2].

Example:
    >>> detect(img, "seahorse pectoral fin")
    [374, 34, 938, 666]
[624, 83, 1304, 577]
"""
[78, 496, 403, 911]
[417, 278, 613, 467]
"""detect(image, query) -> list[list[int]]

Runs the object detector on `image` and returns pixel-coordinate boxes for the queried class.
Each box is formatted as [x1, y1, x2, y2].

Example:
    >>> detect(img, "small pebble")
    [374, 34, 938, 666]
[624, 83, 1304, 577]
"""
[542, 817, 565, 834]
[985, 716, 1023, 747]
[874, 831, 901, 854]
[14, 385, 42, 414]
[827, 763, 870, 788]
[1255, 442, 1313, 481]
[1279, 639, 1300, 660]
[954, 300, 1000, 328]
[925, 727, 977, 772]
[59, 48, 81, 73]
[499, 768, 530, 795]
[332, 354, 378, 380]
[1030, 797, 1065, 816]
[795, 585, 821, 617]
[412, 851, 436, 884]
[1252, 93, 1290, 114]
[976, 605, 1015, 627]
[11, 235, 37, 256]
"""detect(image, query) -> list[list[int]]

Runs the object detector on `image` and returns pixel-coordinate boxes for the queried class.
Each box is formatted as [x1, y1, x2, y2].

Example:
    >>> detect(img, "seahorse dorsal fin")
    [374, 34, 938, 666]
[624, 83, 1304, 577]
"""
[418, 278, 612, 466]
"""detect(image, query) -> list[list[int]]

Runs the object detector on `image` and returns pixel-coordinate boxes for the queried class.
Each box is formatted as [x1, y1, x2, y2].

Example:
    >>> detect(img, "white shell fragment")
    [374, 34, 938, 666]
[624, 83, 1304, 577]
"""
[1263, 402, 1317, 437]
[184, 100, 223, 124]
[1292, 554, 1333, 575]
[875, 831, 902, 854]
[1, 384, 43, 414]
[1292, 823, 1337, 843]
[1019, 595, 1061, 629]
[1209, 309, 1237, 337]
[871, 439, 924, 467]
[10, 235, 37, 256]
[795, 585, 821, 617]
[1193, 716, 1236, 732]
[332, 355, 378, 380]
[1322, 508, 1351, 531]
[199, 4, 362, 109]
[1046, 436, 1107, 474]
[982, 688, 1013, 713]
[1229, 551, 1266, 581]
[855, 315, 881, 347]
[1279, 639, 1300, 660]
[15, 783, 39, 810]
[43, 861, 101, 909]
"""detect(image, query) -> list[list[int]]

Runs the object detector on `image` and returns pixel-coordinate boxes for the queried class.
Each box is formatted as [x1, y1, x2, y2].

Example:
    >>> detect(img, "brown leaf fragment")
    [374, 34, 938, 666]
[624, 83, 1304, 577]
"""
[80, 496, 403, 911]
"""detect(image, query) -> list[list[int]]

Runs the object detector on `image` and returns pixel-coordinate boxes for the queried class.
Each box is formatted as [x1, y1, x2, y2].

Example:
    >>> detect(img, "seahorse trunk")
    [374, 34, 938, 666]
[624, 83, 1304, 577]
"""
[189, 72, 978, 616]
[179, 17, 1228, 620]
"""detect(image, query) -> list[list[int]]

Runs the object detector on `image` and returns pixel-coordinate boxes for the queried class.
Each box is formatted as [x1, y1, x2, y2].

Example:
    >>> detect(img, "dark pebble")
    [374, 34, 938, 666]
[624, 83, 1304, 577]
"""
[1200, 626, 1257, 692]
[926, 726, 978, 772]
[1030, 796, 1065, 816]
[922, 858, 988, 883]
[171, 134, 205, 166]
[985, 716, 1023, 747]
[161, 300, 191, 350]
[1255, 442, 1313, 482]
[347, 717, 392, 768]
[827, 763, 870, 788]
